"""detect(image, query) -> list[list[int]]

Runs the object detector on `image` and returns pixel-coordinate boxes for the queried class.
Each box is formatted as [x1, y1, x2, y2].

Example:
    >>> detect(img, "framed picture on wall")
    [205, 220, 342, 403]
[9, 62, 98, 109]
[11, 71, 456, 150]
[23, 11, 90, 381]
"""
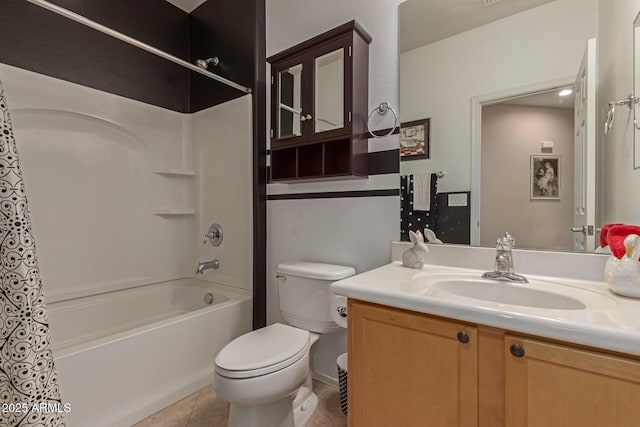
[400, 118, 430, 160]
[530, 155, 560, 199]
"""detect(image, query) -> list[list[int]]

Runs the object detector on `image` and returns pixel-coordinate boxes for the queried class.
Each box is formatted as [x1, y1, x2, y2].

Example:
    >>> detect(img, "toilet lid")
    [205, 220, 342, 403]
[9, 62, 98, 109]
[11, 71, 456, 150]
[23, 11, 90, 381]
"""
[215, 323, 309, 379]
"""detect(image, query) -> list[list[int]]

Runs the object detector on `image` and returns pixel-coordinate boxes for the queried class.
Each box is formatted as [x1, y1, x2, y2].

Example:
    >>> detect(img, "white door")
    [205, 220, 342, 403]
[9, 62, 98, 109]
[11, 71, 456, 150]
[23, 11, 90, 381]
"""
[572, 38, 597, 252]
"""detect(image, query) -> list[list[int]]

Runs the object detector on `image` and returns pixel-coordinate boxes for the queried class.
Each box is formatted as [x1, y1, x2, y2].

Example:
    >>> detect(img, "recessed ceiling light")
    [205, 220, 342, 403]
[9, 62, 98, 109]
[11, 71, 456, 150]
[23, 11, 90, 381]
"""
[559, 89, 573, 97]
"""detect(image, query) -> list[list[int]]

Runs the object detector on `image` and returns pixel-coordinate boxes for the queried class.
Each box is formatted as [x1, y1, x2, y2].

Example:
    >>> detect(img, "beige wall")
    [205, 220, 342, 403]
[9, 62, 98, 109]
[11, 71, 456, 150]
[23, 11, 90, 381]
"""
[598, 0, 640, 226]
[481, 104, 574, 250]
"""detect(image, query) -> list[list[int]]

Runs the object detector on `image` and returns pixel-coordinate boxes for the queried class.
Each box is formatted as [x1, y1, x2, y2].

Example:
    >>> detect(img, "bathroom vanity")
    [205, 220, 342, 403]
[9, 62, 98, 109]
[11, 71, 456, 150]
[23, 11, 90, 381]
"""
[331, 254, 640, 427]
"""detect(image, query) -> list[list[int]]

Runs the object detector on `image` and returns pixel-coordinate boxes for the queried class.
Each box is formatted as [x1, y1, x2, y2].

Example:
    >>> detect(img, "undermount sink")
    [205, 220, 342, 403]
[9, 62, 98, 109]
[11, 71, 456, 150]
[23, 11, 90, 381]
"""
[431, 279, 586, 310]
[413, 272, 590, 310]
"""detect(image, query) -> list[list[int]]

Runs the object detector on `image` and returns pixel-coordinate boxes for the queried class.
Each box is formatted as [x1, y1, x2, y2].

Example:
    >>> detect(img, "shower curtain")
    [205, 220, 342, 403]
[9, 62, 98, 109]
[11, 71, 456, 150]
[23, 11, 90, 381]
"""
[0, 81, 65, 426]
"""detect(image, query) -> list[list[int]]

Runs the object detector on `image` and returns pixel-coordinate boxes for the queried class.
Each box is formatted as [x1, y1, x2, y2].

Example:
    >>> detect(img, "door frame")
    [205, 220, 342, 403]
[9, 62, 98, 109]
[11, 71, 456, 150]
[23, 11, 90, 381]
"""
[469, 77, 575, 246]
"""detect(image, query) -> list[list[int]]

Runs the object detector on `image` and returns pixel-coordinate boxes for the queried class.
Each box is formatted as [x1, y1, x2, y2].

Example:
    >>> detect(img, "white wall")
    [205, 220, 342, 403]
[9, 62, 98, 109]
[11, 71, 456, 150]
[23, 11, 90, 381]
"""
[481, 104, 574, 250]
[266, 0, 403, 383]
[193, 96, 253, 291]
[598, 0, 640, 225]
[0, 63, 253, 303]
[400, 0, 598, 193]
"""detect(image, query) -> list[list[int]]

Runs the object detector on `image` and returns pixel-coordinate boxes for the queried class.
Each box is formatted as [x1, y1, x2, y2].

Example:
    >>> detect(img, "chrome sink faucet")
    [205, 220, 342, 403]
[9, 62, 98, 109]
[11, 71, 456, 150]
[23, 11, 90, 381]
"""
[196, 259, 220, 275]
[482, 233, 528, 283]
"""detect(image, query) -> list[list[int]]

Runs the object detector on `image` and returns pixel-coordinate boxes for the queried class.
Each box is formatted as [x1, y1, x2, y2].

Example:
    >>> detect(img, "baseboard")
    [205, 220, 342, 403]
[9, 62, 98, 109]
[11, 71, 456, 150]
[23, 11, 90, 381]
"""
[312, 370, 339, 389]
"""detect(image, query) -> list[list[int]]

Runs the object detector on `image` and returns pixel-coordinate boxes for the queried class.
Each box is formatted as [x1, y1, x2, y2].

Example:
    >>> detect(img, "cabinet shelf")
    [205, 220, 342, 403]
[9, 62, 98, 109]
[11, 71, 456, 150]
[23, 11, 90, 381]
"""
[152, 169, 196, 177]
[270, 138, 366, 182]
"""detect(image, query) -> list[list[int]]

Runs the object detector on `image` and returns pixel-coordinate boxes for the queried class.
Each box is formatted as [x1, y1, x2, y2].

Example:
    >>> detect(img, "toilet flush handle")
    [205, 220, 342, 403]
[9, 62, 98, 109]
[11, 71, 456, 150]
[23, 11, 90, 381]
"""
[336, 306, 347, 318]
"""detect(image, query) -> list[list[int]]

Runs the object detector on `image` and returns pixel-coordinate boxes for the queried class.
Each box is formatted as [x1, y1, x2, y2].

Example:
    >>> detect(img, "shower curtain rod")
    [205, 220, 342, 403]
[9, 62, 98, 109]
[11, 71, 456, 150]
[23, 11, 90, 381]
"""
[24, 0, 252, 94]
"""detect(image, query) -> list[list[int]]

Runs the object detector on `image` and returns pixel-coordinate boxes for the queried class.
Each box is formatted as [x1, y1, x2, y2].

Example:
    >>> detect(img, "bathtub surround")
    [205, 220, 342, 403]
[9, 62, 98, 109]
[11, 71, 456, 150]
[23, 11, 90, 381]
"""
[1, 64, 197, 300]
[0, 79, 64, 426]
[0, 0, 268, 326]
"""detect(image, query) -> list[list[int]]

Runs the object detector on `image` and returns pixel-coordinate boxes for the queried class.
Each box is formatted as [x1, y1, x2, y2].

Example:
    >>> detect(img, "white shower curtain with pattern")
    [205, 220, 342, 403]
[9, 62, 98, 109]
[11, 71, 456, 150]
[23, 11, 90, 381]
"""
[0, 79, 65, 427]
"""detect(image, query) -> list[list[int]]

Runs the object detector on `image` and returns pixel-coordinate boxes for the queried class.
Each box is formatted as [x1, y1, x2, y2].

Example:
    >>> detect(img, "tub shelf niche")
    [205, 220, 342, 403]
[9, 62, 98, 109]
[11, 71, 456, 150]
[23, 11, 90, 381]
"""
[152, 208, 196, 216]
[152, 168, 196, 177]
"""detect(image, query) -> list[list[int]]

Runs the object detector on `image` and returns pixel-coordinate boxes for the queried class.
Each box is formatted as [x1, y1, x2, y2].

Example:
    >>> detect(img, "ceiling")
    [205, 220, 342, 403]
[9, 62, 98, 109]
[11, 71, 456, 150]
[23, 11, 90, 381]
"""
[400, 0, 556, 53]
[164, 0, 207, 13]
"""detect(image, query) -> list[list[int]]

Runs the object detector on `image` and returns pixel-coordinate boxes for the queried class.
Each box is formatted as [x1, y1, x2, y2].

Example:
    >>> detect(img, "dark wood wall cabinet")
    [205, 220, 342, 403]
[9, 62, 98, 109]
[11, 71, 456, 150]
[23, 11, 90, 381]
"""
[267, 21, 371, 182]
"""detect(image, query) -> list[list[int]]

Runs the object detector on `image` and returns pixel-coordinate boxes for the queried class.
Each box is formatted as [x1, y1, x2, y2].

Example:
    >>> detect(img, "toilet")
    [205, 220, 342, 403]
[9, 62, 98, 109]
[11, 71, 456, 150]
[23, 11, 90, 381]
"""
[213, 261, 355, 427]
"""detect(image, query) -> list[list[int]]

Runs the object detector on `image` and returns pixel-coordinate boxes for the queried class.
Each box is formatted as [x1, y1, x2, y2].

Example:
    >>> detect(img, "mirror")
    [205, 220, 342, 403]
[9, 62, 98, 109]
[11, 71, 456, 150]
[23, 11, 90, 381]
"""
[399, 0, 609, 253]
[315, 48, 345, 133]
[635, 11, 640, 169]
[278, 63, 303, 139]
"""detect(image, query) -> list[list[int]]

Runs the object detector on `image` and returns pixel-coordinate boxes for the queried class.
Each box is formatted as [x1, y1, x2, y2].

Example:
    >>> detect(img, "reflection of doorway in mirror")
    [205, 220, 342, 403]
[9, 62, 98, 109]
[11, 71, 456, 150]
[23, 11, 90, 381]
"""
[479, 87, 576, 251]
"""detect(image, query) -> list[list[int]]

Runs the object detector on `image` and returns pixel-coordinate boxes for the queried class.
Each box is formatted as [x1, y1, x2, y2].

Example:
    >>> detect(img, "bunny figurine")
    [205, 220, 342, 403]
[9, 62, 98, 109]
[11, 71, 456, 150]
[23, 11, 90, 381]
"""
[402, 230, 429, 269]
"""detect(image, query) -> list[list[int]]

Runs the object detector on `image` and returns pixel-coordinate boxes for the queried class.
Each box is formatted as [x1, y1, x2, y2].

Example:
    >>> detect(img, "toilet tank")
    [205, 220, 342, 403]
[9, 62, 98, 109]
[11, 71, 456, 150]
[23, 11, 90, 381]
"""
[276, 261, 355, 333]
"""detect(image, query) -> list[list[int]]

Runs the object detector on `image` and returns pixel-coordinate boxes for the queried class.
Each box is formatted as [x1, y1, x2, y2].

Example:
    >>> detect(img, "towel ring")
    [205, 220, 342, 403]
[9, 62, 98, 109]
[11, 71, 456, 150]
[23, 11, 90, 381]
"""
[367, 102, 398, 138]
[604, 94, 639, 134]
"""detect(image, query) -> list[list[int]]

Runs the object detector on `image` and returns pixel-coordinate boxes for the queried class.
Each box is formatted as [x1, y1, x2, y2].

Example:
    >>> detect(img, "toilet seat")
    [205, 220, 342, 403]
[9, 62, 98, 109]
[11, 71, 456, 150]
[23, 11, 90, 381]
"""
[215, 323, 310, 379]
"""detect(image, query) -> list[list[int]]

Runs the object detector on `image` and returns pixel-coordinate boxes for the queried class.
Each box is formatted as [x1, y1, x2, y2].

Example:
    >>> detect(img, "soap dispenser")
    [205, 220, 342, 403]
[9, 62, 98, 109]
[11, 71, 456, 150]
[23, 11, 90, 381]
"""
[610, 234, 640, 298]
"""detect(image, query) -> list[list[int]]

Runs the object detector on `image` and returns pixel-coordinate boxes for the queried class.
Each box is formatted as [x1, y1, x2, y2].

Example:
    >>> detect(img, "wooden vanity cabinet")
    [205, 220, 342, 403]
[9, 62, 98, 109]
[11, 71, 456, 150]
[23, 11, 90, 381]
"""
[348, 300, 478, 427]
[504, 335, 640, 427]
[348, 300, 640, 427]
[267, 21, 371, 182]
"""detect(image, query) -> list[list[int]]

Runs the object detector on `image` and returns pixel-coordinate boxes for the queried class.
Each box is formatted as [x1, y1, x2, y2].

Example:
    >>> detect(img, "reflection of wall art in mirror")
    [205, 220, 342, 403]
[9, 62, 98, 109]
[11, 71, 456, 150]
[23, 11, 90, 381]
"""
[400, 118, 430, 161]
[530, 155, 560, 200]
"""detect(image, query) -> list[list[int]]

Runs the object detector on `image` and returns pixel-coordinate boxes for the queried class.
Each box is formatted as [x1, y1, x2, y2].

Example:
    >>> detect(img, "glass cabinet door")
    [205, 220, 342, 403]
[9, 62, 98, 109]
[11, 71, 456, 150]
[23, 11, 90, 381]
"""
[314, 48, 345, 134]
[278, 63, 304, 140]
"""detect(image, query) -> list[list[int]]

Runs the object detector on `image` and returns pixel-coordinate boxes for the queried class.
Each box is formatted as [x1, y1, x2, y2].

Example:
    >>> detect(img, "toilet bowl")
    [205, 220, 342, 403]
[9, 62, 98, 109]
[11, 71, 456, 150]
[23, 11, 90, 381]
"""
[213, 261, 355, 427]
[214, 323, 316, 427]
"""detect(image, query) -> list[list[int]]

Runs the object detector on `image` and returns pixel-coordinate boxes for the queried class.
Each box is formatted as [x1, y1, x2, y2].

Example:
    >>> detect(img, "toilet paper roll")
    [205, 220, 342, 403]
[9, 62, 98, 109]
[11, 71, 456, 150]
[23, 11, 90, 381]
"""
[331, 295, 348, 328]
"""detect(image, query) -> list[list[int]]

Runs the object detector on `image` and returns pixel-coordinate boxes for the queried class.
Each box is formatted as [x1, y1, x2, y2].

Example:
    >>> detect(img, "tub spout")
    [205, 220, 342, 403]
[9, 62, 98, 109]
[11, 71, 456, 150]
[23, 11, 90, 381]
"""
[196, 259, 219, 274]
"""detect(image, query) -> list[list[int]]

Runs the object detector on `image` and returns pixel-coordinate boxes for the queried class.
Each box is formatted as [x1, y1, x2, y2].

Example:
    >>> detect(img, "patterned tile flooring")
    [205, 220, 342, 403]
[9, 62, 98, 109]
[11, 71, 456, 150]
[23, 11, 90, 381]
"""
[132, 380, 346, 427]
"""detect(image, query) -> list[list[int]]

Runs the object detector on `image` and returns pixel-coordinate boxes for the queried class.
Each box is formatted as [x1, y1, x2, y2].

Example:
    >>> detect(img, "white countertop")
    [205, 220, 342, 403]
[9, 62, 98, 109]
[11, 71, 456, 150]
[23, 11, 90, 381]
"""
[331, 261, 640, 357]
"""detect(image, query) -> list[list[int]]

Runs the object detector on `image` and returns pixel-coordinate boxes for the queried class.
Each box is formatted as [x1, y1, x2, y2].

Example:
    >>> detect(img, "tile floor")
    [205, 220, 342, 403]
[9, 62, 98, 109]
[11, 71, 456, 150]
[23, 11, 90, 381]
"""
[133, 380, 346, 427]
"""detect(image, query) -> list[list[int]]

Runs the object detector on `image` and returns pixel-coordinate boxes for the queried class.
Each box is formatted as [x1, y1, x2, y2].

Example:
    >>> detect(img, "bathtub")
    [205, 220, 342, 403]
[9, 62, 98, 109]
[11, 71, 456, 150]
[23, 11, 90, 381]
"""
[47, 278, 252, 427]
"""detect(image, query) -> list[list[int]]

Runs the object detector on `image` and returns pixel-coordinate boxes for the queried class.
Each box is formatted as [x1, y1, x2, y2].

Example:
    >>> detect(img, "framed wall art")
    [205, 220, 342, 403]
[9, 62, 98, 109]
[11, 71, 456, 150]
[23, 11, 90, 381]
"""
[400, 118, 430, 161]
[530, 155, 560, 199]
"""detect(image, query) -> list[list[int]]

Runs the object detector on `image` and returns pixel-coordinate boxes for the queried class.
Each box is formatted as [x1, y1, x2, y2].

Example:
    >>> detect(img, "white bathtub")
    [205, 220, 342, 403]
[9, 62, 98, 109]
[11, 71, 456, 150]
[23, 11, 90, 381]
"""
[48, 278, 252, 427]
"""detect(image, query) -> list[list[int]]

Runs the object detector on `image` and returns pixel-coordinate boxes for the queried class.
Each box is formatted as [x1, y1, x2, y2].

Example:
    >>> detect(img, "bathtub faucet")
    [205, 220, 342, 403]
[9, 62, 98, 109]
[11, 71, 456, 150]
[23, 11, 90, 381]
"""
[196, 259, 220, 275]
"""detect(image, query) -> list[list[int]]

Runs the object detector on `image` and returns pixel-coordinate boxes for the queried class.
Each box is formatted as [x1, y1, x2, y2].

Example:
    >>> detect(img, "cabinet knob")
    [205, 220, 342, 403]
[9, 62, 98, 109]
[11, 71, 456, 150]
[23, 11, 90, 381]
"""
[306, 114, 313, 120]
[457, 331, 470, 344]
[509, 344, 525, 358]
[300, 115, 307, 122]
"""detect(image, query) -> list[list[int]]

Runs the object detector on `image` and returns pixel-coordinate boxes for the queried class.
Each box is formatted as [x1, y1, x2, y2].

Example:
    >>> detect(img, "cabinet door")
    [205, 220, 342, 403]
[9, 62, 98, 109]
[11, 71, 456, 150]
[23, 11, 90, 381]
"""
[310, 36, 351, 140]
[271, 55, 308, 146]
[348, 300, 478, 427]
[505, 335, 640, 427]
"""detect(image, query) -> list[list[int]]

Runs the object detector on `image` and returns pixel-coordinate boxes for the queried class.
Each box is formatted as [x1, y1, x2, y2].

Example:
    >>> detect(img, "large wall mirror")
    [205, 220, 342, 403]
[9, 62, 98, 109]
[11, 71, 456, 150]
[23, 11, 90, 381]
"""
[399, 0, 613, 253]
[634, 11, 640, 170]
